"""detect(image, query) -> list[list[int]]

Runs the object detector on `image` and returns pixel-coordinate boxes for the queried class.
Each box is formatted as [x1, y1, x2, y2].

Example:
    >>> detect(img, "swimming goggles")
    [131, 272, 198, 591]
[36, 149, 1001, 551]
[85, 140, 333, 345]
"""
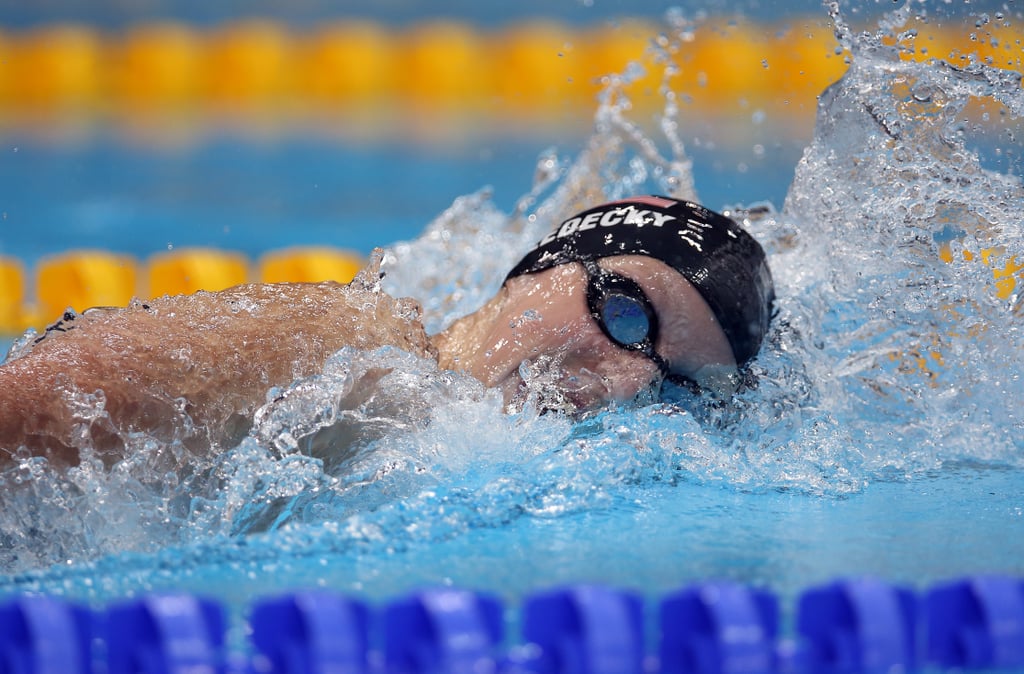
[583, 260, 677, 380]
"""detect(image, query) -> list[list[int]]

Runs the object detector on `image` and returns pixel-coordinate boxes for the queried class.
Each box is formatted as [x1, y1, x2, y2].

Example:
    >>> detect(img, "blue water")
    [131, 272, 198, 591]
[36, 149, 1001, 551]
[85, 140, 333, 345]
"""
[0, 0, 839, 30]
[4, 462, 1019, 618]
[0, 3, 1022, 653]
[0, 134, 802, 270]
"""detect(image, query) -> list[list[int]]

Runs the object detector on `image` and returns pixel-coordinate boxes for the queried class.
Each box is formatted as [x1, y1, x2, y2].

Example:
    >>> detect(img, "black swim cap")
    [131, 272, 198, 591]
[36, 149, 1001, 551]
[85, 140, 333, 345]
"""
[505, 196, 774, 364]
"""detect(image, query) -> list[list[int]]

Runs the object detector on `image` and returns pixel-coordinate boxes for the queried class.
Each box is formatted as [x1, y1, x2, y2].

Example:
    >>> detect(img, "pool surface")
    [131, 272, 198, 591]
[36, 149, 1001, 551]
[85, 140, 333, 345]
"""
[0, 134, 803, 269]
[0, 1, 1022, 669]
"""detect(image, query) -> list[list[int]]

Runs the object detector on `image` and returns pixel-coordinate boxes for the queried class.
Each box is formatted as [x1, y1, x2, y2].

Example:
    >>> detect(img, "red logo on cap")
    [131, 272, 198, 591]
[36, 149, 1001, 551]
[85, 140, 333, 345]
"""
[607, 195, 677, 209]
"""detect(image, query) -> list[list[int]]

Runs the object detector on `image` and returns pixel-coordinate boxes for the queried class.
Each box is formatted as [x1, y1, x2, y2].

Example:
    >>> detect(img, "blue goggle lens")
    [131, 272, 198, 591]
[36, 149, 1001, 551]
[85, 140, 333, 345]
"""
[599, 292, 653, 347]
[584, 263, 705, 396]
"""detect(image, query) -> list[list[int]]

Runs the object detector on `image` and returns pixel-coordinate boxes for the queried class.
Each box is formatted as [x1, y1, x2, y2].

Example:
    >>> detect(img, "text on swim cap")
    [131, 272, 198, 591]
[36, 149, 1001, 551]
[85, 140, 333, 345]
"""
[538, 206, 677, 245]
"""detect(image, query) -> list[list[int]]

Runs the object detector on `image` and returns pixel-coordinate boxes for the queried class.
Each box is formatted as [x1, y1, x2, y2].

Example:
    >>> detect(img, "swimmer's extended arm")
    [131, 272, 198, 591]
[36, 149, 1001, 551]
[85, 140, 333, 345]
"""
[0, 279, 433, 465]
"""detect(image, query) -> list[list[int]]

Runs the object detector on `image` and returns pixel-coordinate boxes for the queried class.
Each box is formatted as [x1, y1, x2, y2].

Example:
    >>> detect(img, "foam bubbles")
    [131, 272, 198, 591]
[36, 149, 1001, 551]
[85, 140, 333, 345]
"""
[777, 10, 1024, 477]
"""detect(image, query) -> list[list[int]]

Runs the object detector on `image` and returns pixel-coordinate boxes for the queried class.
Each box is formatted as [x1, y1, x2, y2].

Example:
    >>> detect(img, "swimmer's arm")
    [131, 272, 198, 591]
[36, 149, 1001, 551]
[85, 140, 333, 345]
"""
[0, 281, 433, 464]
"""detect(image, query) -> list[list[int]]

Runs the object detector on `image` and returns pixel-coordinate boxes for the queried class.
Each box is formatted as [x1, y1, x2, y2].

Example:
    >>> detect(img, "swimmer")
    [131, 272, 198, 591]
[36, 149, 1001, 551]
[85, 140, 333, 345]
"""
[0, 196, 773, 465]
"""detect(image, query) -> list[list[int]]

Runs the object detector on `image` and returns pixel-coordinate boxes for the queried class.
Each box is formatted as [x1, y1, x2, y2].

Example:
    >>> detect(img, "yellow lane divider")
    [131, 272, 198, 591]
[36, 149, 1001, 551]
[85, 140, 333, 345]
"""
[36, 251, 138, 323]
[0, 257, 25, 332]
[939, 244, 1023, 301]
[0, 18, 1018, 124]
[148, 249, 249, 297]
[259, 247, 365, 284]
[0, 247, 365, 335]
[886, 243, 1022, 382]
[3, 241, 1022, 338]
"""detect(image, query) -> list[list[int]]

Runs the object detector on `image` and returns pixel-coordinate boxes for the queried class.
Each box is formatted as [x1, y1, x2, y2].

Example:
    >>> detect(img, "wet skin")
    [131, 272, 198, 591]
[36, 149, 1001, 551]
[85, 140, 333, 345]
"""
[0, 271, 435, 465]
[434, 255, 737, 411]
[0, 255, 736, 464]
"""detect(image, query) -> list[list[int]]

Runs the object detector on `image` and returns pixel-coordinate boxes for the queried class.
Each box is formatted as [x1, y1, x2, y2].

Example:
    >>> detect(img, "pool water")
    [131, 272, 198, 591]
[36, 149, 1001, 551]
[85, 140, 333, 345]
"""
[0, 125, 804, 269]
[0, 1, 1022, 649]
[5, 456, 1018, 605]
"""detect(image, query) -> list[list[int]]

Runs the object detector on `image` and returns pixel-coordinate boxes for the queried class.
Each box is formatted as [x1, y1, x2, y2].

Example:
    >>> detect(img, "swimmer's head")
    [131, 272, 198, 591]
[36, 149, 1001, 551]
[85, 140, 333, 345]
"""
[434, 196, 774, 411]
[506, 195, 775, 368]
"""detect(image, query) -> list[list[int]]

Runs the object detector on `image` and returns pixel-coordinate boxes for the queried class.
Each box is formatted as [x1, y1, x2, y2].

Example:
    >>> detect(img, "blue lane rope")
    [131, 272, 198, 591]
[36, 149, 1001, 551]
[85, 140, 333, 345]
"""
[0, 576, 1022, 673]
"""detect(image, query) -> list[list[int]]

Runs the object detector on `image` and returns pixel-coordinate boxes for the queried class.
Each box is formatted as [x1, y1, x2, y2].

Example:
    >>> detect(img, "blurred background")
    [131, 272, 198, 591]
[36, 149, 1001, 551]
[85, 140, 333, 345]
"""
[0, 0, 1017, 335]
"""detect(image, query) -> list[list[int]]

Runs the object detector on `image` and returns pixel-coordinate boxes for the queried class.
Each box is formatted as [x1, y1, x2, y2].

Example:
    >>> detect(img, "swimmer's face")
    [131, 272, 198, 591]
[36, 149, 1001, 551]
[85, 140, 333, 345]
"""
[445, 255, 737, 412]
